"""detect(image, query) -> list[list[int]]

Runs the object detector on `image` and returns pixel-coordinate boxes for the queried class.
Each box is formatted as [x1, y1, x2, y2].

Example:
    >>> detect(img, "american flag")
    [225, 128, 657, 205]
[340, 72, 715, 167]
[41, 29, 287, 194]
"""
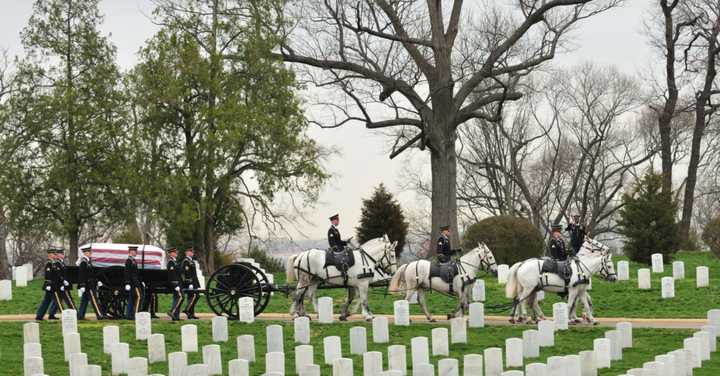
[77, 243, 166, 269]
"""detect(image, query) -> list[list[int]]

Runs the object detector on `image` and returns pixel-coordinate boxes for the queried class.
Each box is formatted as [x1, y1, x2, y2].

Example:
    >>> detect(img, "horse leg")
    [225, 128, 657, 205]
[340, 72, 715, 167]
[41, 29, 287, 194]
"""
[417, 289, 435, 322]
[531, 291, 545, 321]
[339, 288, 355, 321]
[306, 284, 319, 314]
[357, 284, 373, 321]
[581, 291, 597, 325]
[567, 288, 581, 324]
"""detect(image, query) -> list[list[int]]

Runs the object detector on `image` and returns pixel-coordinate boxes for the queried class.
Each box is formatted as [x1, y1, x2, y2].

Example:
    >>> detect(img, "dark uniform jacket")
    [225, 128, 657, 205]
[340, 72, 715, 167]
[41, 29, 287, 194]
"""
[78, 256, 97, 289]
[328, 225, 346, 251]
[42, 260, 59, 291]
[124, 256, 141, 287]
[566, 223, 586, 251]
[55, 260, 71, 290]
[549, 237, 570, 261]
[181, 257, 200, 287]
[437, 235, 455, 263]
[167, 257, 180, 285]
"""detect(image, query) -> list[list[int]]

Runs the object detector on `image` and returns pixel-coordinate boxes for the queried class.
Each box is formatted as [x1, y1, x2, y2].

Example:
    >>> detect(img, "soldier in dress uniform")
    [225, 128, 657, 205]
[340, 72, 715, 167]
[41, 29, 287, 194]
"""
[124, 246, 142, 320]
[77, 245, 105, 320]
[436, 225, 460, 263]
[327, 213, 348, 251]
[181, 245, 200, 320]
[565, 214, 587, 256]
[165, 247, 183, 321]
[549, 224, 570, 261]
[53, 248, 76, 311]
[35, 248, 64, 321]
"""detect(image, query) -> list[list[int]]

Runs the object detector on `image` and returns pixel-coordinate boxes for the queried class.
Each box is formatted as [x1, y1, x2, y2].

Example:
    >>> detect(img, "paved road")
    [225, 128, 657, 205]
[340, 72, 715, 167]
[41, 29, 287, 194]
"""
[2, 312, 708, 329]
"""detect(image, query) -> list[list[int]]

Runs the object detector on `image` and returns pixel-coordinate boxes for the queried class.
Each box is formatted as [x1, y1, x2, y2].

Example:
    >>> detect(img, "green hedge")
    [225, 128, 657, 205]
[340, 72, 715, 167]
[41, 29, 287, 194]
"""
[462, 216, 544, 265]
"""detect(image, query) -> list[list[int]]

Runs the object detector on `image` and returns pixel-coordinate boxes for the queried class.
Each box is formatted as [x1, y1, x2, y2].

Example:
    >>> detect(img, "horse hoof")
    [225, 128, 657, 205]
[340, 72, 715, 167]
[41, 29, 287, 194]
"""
[509, 319, 516, 324]
[429, 319, 437, 323]
[339, 316, 348, 322]
[447, 314, 454, 320]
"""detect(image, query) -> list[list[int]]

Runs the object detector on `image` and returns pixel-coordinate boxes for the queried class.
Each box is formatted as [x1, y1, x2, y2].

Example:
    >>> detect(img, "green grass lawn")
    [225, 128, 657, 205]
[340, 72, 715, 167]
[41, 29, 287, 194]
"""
[3, 251, 720, 319]
[1, 320, 719, 375]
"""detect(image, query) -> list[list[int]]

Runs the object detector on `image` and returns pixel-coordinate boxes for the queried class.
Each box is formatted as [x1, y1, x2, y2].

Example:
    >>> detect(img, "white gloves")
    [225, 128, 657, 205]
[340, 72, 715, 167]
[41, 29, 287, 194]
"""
[189, 284, 194, 290]
[174, 286, 181, 292]
[45, 286, 51, 292]
[60, 286, 65, 292]
[63, 280, 69, 287]
[79, 287, 85, 295]
[97, 281, 103, 287]
[125, 284, 131, 291]
[141, 282, 146, 288]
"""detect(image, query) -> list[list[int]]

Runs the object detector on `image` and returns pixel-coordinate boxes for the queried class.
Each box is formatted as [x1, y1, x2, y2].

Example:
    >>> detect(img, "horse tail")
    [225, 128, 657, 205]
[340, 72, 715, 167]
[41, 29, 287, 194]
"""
[388, 263, 409, 294]
[505, 262, 522, 299]
[286, 254, 297, 283]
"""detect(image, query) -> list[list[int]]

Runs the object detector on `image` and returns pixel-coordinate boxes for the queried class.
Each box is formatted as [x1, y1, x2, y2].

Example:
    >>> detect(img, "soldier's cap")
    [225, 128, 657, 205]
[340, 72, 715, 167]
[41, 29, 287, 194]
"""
[53, 247, 65, 254]
[184, 244, 194, 251]
[329, 213, 339, 221]
[46, 248, 56, 254]
[166, 246, 178, 253]
[573, 214, 581, 218]
[439, 225, 450, 231]
[81, 246, 92, 253]
[128, 245, 139, 252]
[551, 224, 562, 231]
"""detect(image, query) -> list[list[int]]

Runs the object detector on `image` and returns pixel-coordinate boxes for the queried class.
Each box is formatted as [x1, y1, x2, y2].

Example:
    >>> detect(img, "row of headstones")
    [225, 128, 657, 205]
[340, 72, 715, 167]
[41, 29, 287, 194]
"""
[634, 265, 710, 292]
[0, 262, 33, 300]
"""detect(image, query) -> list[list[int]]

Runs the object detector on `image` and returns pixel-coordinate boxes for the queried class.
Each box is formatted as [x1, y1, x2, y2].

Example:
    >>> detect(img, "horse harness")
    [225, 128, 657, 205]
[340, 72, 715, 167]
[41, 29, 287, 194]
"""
[294, 247, 394, 288]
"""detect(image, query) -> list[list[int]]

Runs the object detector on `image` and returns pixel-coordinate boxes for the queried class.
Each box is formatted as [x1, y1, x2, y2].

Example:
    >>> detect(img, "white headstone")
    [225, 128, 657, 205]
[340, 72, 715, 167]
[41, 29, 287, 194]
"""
[655, 354, 674, 376]
[111, 342, 129, 375]
[16, 265, 28, 287]
[431, 328, 449, 356]
[605, 330, 622, 361]
[127, 357, 148, 376]
[501, 372, 523, 376]
[103, 326, 120, 354]
[23, 356, 43, 376]
[693, 331, 711, 361]
[69, 352, 88, 376]
[265, 352, 285, 375]
[593, 338, 611, 369]
[349, 327, 367, 355]
[373, 316, 390, 343]
[469, 303, 485, 328]
[267, 324, 284, 353]
[552, 303, 568, 330]
[497, 264, 510, 284]
[363, 351, 383, 376]
[565, 354, 581, 375]
[228, 359, 249, 376]
[23, 322, 39, 345]
[0, 280, 11, 300]
[617, 261, 630, 281]
[413, 363, 435, 376]
[638, 268, 651, 290]
[438, 358, 459, 376]
[408, 291, 418, 304]
[63, 332, 81, 362]
[536, 290, 545, 301]
[708, 309, 720, 329]
[295, 345, 314, 375]
[684, 337, 702, 368]
[182, 324, 198, 352]
[387, 345, 407, 375]
[202, 344, 223, 375]
[318, 297, 334, 323]
[451, 317, 467, 343]
[643, 361, 660, 376]
[522, 330, 540, 358]
[23, 342, 42, 359]
[211, 316, 228, 342]
[661, 277, 675, 299]
[294, 316, 311, 344]
[673, 261, 685, 280]
[546, 356, 565, 375]
[332, 358, 353, 376]
[525, 362, 547, 376]
[184, 363, 210, 376]
[484, 347, 503, 376]
[464, 354, 483, 376]
[135, 312, 152, 341]
[147, 333, 166, 363]
[62, 309, 78, 336]
[651, 253, 664, 273]
[237, 334, 255, 362]
[300, 364, 321, 376]
[238, 297, 255, 323]
[616, 322, 633, 349]
[701, 324, 718, 352]
[83, 364, 102, 376]
[697, 266, 710, 288]
[411, 336, 430, 369]
[505, 338, 524, 368]
[324, 336, 342, 365]
[168, 351, 187, 376]
[472, 279, 486, 301]
[394, 300, 410, 326]
[538, 320, 555, 347]
[579, 350, 596, 376]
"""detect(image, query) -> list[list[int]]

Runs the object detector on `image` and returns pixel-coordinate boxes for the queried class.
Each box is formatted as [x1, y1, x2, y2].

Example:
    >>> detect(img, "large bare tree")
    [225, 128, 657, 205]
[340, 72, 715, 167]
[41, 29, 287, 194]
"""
[273, 0, 620, 246]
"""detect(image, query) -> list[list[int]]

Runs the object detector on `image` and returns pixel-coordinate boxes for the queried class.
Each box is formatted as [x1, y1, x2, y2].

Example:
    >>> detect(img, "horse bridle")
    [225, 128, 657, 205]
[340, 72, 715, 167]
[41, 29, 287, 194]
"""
[460, 246, 497, 273]
[364, 242, 396, 277]
[580, 240, 616, 280]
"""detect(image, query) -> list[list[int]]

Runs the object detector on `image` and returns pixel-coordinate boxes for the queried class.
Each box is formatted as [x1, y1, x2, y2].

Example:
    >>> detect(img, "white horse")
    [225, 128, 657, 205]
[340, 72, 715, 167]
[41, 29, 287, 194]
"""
[505, 237, 617, 324]
[388, 243, 498, 321]
[286, 235, 398, 321]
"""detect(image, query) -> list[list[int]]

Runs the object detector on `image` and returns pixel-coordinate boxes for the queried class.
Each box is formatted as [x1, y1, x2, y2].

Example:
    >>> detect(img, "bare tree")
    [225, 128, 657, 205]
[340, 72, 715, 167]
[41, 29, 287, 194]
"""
[272, 0, 620, 247]
[0, 49, 14, 278]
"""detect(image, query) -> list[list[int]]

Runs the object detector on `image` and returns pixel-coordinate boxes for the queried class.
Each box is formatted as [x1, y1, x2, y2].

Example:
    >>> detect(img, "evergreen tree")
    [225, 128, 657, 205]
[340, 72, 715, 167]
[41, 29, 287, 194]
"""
[356, 184, 408, 256]
[618, 171, 679, 264]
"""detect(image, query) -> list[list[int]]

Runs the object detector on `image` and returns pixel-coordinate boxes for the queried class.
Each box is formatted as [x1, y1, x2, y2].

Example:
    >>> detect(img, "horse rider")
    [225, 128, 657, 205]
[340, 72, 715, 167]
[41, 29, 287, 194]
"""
[437, 225, 460, 263]
[181, 245, 200, 320]
[77, 245, 106, 320]
[328, 213, 348, 251]
[548, 224, 570, 261]
[166, 246, 184, 321]
[124, 245, 142, 320]
[565, 214, 587, 256]
[35, 248, 64, 321]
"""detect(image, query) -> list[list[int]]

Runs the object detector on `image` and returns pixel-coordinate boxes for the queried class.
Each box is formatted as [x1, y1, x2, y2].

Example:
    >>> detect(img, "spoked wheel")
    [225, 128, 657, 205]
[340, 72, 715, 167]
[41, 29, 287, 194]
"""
[98, 286, 127, 319]
[205, 263, 272, 319]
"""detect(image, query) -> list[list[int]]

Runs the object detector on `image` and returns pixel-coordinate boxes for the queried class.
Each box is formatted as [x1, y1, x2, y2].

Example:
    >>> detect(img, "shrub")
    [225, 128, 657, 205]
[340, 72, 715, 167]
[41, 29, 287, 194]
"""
[618, 171, 679, 264]
[702, 217, 720, 257]
[356, 184, 409, 257]
[462, 216, 544, 265]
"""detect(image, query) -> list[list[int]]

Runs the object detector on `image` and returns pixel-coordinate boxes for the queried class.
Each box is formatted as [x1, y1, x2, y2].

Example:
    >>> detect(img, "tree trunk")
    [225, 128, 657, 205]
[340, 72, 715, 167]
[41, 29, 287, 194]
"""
[658, 1, 680, 196]
[0, 220, 9, 280]
[68, 226, 80, 262]
[429, 129, 459, 255]
[203, 219, 216, 273]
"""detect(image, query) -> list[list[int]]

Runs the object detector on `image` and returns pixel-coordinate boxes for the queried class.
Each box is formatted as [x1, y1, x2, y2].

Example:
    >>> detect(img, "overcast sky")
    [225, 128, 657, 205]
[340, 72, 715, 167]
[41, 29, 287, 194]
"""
[0, 0, 653, 242]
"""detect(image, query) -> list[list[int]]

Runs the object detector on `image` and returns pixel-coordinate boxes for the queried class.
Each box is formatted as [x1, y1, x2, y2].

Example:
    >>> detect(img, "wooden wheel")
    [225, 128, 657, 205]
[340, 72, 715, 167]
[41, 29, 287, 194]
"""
[205, 263, 272, 319]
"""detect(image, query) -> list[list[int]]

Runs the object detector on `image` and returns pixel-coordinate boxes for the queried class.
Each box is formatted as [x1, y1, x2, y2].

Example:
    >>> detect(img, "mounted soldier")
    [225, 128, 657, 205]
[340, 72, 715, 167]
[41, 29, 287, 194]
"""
[325, 213, 354, 281]
[77, 245, 106, 320]
[566, 214, 587, 256]
[431, 225, 463, 294]
[35, 248, 65, 321]
[549, 224, 570, 261]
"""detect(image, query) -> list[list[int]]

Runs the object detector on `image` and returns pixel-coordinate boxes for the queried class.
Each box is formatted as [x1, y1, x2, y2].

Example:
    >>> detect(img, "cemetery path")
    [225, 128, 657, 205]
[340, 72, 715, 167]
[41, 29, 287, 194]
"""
[0, 312, 707, 329]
